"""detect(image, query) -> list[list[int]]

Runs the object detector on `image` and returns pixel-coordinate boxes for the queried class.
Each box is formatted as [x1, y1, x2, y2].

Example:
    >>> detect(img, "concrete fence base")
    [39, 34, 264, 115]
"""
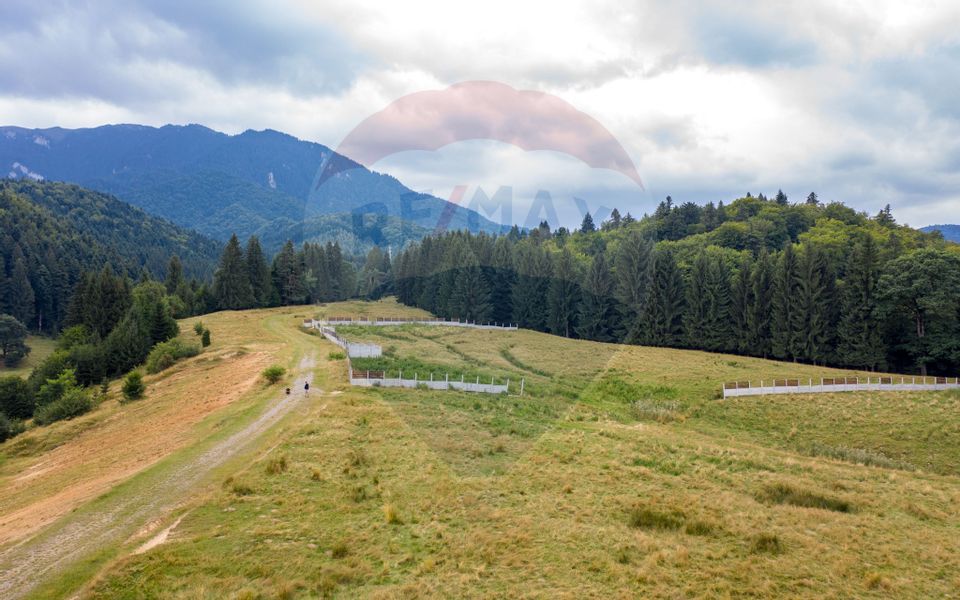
[303, 319, 518, 395]
[723, 377, 960, 398]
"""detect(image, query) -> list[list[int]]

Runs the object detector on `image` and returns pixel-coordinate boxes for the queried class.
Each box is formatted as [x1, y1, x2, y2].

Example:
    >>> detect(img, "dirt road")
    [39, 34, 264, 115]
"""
[0, 354, 317, 600]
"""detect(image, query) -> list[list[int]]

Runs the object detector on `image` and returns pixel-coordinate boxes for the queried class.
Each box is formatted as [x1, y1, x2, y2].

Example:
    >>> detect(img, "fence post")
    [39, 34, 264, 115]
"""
[520, 377, 525, 396]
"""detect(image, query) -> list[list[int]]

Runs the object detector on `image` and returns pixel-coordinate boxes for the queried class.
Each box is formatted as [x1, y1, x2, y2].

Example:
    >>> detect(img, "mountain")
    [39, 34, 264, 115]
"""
[0, 179, 221, 333]
[0, 124, 506, 254]
[921, 224, 960, 243]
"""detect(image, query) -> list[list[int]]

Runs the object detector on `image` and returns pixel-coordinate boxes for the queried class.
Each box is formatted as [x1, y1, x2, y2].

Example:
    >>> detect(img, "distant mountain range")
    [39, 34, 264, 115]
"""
[0, 124, 506, 255]
[920, 224, 960, 243]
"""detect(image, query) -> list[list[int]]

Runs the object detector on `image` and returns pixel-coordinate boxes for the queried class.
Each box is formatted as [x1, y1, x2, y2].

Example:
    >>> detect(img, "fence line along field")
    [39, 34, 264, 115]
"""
[2, 299, 959, 598]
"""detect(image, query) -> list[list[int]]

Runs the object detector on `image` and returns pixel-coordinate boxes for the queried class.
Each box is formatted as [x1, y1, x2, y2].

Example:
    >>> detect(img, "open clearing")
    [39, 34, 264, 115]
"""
[2, 299, 959, 598]
[0, 335, 57, 379]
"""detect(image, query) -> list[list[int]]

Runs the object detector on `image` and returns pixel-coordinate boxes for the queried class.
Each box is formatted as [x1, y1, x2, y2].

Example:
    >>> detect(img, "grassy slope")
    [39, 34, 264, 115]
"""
[0, 336, 57, 379]
[18, 300, 960, 598]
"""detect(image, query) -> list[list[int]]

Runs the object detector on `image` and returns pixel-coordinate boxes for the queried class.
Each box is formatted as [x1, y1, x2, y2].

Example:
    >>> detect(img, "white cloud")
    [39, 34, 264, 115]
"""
[0, 0, 958, 226]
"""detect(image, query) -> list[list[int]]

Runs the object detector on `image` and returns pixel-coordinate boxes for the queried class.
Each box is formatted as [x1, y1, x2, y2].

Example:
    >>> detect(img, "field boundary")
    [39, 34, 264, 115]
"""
[723, 375, 960, 398]
[304, 319, 516, 394]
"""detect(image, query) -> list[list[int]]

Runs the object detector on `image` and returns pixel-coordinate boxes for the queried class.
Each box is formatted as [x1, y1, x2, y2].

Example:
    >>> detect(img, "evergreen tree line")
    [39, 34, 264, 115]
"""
[209, 234, 387, 310]
[393, 197, 960, 376]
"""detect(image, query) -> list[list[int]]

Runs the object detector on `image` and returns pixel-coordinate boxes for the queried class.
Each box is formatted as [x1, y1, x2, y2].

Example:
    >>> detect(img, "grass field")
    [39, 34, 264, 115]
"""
[3, 299, 959, 598]
[0, 335, 57, 378]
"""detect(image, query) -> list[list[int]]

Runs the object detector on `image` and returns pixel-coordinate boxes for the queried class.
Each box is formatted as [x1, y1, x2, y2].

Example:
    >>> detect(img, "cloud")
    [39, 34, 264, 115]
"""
[0, 0, 958, 227]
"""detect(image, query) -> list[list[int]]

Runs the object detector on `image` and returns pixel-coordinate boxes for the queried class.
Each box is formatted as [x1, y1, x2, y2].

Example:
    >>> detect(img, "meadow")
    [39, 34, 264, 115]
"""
[4, 300, 959, 598]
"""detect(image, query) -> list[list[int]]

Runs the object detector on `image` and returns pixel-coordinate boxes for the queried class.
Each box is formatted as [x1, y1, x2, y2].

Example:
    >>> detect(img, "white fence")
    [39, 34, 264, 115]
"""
[322, 317, 517, 331]
[723, 376, 960, 398]
[303, 319, 518, 395]
[348, 370, 510, 394]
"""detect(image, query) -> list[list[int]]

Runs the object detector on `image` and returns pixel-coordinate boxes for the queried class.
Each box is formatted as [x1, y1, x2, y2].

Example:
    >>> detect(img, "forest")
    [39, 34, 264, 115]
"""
[392, 193, 960, 376]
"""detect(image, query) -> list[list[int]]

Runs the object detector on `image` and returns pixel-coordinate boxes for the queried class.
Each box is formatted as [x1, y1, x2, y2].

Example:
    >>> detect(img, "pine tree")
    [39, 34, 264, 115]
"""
[748, 249, 774, 357]
[576, 253, 617, 341]
[245, 236, 273, 307]
[806, 192, 818, 205]
[614, 230, 654, 343]
[775, 189, 788, 205]
[213, 234, 254, 310]
[0, 255, 10, 315]
[511, 245, 549, 330]
[683, 252, 711, 348]
[547, 249, 579, 337]
[164, 256, 183, 295]
[489, 237, 516, 324]
[639, 248, 685, 346]
[703, 256, 733, 352]
[271, 240, 305, 306]
[730, 255, 753, 353]
[450, 266, 493, 322]
[771, 244, 800, 360]
[8, 250, 35, 328]
[580, 213, 596, 234]
[837, 235, 885, 369]
[792, 244, 834, 364]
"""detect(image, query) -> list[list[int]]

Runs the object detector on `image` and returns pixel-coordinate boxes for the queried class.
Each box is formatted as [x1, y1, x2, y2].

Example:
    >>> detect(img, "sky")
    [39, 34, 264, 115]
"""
[1, 0, 959, 228]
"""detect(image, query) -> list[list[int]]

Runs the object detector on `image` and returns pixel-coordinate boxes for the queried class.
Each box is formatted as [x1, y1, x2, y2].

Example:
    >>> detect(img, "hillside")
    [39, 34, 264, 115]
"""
[921, 224, 960, 242]
[0, 301, 957, 598]
[0, 179, 220, 332]
[0, 124, 507, 254]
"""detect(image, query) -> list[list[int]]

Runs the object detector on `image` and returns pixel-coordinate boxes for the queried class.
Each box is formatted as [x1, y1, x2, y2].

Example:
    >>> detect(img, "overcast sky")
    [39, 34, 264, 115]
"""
[2, 0, 958, 228]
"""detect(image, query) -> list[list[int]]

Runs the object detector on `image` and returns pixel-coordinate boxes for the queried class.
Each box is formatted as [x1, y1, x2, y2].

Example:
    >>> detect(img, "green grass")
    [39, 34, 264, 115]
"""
[0, 335, 56, 378]
[16, 301, 960, 599]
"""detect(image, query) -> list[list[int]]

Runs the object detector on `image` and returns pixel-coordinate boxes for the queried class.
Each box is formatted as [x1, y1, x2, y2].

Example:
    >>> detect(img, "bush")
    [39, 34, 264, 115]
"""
[193, 321, 205, 336]
[0, 412, 26, 442]
[36, 369, 79, 407]
[328, 351, 346, 360]
[145, 339, 201, 374]
[265, 455, 288, 474]
[201, 329, 211, 347]
[33, 388, 92, 425]
[262, 365, 286, 384]
[756, 483, 851, 513]
[122, 371, 146, 402]
[0, 376, 35, 419]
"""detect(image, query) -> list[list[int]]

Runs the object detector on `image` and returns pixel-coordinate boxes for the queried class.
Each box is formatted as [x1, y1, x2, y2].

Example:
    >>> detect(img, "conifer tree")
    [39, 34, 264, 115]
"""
[639, 248, 685, 346]
[837, 234, 885, 370]
[0, 255, 10, 315]
[684, 252, 711, 348]
[164, 256, 183, 295]
[579, 213, 596, 234]
[511, 245, 549, 330]
[577, 253, 617, 341]
[214, 234, 254, 310]
[703, 256, 733, 352]
[8, 251, 34, 328]
[271, 240, 304, 306]
[748, 249, 774, 357]
[614, 230, 654, 342]
[730, 255, 753, 353]
[244, 236, 273, 307]
[547, 249, 580, 337]
[792, 244, 834, 364]
[771, 244, 800, 360]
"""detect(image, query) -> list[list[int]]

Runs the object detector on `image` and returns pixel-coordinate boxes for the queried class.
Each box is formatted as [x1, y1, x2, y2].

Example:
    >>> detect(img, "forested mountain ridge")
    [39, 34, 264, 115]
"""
[0, 179, 221, 333]
[921, 224, 960, 242]
[0, 124, 506, 254]
[393, 194, 960, 376]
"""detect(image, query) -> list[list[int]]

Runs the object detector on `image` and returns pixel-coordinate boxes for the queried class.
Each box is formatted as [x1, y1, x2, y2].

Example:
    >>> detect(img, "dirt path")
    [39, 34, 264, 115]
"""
[0, 354, 317, 600]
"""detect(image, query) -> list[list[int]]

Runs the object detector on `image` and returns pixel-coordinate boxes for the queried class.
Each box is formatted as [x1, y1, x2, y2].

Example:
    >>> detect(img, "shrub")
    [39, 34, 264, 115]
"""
[265, 455, 288, 474]
[756, 483, 851, 513]
[33, 388, 92, 425]
[628, 507, 684, 531]
[328, 351, 346, 360]
[145, 339, 201, 374]
[750, 533, 783, 554]
[262, 365, 286, 384]
[36, 368, 79, 407]
[0, 376, 35, 419]
[0, 412, 26, 442]
[201, 329, 211, 347]
[331, 541, 349, 559]
[193, 321, 205, 336]
[122, 371, 146, 402]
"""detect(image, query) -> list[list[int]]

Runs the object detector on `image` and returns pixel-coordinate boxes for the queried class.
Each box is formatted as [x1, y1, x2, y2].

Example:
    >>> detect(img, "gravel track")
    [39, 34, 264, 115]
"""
[0, 354, 317, 599]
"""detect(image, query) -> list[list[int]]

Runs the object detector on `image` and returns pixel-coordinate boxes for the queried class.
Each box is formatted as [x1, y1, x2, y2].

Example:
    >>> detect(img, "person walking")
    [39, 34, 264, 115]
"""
[304, 381, 310, 396]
